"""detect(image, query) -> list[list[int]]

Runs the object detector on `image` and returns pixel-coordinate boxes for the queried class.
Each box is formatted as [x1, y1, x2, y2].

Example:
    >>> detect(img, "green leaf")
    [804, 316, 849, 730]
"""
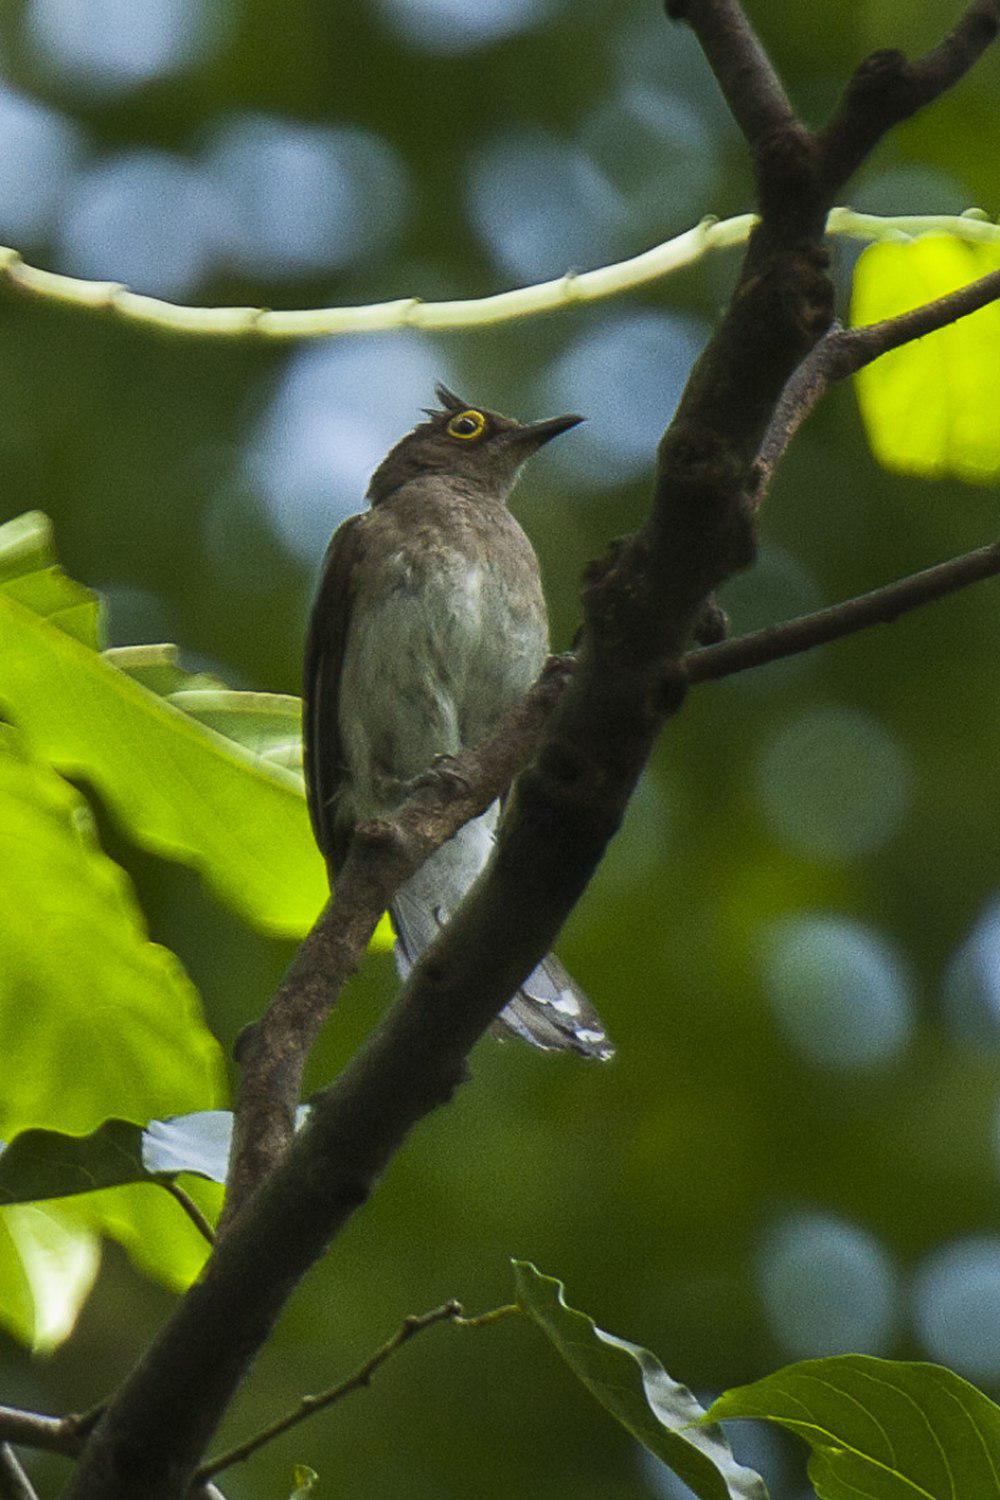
[0, 726, 226, 1333]
[88, 1179, 222, 1294]
[512, 1262, 768, 1500]
[106, 647, 302, 765]
[851, 234, 1000, 482]
[0, 1120, 148, 1202]
[290, 1465, 319, 1498]
[709, 1354, 1000, 1499]
[0, 728, 224, 1140]
[168, 689, 304, 771]
[0, 1108, 311, 1203]
[0, 510, 102, 647]
[0, 1202, 101, 1352]
[0, 510, 326, 937]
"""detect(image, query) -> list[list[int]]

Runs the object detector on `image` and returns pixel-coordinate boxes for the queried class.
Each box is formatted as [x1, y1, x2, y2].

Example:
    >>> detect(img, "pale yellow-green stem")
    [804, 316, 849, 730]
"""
[1, 207, 996, 343]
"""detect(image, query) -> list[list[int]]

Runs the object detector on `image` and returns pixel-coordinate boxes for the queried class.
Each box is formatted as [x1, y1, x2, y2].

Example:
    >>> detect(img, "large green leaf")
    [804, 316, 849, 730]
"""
[0, 511, 326, 938]
[513, 1262, 768, 1500]
[0, 726, 226, 1334]
[851, 234, 1000, 482]
[710, 1355, 1000, 1499]
[0, 726, 224, 1138]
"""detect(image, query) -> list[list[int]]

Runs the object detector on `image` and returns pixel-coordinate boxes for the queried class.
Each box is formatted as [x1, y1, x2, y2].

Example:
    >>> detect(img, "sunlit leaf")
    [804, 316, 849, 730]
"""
[290, 1465, 319, 1498]
[513, 1262, 768, 1499]
[0, 510, 326, 937]
[851, 234, 1000, 482]
[0, 727, 225, 1140]
[0, 510, 102, 647]
[0, 726, 225, 1328]
[89, 1179, 222, 1294]
[0, 1202, 101, 1353]
[710, 1354, 1000, 1498]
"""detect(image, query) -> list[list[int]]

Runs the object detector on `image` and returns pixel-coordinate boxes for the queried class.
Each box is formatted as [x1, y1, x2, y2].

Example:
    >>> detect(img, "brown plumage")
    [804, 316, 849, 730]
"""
[303, 386, 612, 1059]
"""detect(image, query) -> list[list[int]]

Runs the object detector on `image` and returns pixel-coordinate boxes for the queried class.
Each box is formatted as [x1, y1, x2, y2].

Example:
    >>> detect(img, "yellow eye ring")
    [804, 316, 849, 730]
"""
[446, 409, 487, 441]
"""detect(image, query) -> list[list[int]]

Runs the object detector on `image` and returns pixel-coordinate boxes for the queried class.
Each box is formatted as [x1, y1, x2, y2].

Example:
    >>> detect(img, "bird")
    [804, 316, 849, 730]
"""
[302, 383, 613, 1061]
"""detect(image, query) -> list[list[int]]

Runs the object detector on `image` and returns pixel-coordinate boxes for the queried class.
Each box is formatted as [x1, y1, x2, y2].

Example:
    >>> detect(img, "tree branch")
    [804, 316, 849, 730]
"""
[663, 0, 797, 147]
[0, 1447, 38, 1500]
[0, 1407, 82, 1459]
[222, 655, 574, 1219]
[64, 5, 1000, 1497]
[0, 1411, 226, 1499]
[688, 541, 1000, 681]
[819, 1, 1000, 188]
[757, 264, 1000, 491]
[197, 1302, 466, 1480]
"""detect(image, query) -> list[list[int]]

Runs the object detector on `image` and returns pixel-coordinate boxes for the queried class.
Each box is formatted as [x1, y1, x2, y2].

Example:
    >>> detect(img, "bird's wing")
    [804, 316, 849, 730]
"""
[302, 511, 368, 871]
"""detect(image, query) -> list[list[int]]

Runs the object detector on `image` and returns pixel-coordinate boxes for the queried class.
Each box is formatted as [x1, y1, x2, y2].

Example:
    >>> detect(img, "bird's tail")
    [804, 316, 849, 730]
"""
[389, 816, 613, 1062]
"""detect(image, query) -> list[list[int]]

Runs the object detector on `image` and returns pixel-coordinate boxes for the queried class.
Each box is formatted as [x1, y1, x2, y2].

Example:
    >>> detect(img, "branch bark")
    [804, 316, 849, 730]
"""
[64, 5, 1000, 1497]
[0, 1447, 38, 1500]
[0, 1408, 82, 1460]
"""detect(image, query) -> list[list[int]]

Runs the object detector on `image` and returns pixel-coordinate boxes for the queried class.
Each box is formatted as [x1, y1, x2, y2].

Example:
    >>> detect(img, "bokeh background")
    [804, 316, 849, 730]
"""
[0, 0, 999, 1495]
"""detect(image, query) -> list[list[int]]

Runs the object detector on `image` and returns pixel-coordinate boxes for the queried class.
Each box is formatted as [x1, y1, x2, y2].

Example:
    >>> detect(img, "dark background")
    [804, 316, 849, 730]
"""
[0, 1, 999, 1495]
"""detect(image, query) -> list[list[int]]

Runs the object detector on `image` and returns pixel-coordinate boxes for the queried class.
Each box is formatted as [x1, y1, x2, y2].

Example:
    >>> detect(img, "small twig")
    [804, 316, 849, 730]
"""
[0, 1406, 82, 1458]
[453, 1303, 521, 1329]
[687, 541, 1000, 682]
[158, 1181, 216, 1245]
[0, 1446, 38, 1500]
[197, 1300, 496, 1480]
[757, 265, 1000, 490]
[66, 1408, 104, 1444]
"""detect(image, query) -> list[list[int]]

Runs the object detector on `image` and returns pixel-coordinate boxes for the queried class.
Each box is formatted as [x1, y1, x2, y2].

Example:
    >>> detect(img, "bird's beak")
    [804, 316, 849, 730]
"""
[514, 412, 585, 450]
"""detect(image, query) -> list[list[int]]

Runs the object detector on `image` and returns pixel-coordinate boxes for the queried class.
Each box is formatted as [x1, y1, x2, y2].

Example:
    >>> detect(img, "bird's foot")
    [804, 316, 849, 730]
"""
[412, 753, 473, 797]
[693, 593, 729, 645]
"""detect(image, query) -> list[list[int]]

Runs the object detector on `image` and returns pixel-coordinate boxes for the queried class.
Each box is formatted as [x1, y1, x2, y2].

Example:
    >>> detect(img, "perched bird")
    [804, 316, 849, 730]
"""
[303, 384, 612, 1060]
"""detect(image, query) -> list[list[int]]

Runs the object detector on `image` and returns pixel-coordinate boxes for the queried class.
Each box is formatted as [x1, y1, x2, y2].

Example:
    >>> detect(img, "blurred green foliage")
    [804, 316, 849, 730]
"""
[0, 1, 998, 1497]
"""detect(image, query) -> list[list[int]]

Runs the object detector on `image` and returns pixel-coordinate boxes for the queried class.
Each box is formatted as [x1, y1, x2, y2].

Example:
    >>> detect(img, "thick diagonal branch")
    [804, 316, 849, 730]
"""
[65, 6, 1000, 1498]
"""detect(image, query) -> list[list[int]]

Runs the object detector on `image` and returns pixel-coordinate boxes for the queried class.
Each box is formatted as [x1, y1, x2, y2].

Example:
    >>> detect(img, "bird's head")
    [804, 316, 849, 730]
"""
[366, 383, 583, 505]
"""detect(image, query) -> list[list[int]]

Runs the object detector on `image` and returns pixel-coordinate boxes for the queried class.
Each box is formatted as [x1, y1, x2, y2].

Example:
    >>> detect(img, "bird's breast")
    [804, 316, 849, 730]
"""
[338, 516, 548, 806]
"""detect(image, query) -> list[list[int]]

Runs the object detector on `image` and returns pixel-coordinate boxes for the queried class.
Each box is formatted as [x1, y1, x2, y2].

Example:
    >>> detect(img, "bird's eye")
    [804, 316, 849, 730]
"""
[446, 409, 487, 441]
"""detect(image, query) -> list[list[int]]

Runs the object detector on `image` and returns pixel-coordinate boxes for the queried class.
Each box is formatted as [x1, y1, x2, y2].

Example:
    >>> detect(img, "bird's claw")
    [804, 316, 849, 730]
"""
[412, 753, 473, 796]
